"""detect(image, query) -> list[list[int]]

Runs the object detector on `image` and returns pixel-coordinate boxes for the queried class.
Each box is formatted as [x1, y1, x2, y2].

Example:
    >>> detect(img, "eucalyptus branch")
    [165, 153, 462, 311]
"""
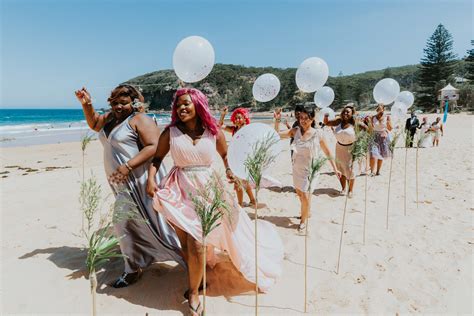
[244, 134, 279, 193]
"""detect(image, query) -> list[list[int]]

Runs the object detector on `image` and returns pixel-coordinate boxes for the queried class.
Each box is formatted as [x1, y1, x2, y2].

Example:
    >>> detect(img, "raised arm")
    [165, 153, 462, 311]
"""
[277, 127, 297, 139]
[218, 106, 228, 127]
[146, 128, 171, 197]
[323, 114, 342, 127]
[74, 87, 110, 132]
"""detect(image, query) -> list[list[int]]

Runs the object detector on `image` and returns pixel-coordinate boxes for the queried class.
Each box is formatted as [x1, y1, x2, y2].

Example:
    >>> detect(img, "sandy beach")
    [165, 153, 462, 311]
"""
[1, 113, 472, 315]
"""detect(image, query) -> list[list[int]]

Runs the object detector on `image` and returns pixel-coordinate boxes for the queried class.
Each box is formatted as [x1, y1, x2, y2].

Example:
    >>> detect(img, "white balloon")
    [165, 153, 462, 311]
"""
[373, 78, 400, 105]
[318, 107, 335, 122]
[390, 101, 407, 125]
[228, 123, 282, 180]
[173, 36, 215, 83]
[314, 86, 335, 108]
[252, 73, 281, 102]
[295, 57, 329, 93]
[396, 91, 415, 109]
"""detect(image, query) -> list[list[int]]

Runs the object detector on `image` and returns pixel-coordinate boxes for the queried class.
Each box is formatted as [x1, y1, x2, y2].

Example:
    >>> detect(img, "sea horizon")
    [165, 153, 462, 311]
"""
[0, 108, 274, 147]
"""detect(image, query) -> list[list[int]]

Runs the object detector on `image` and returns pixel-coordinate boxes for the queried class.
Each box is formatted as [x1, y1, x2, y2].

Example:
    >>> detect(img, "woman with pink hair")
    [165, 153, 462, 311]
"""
[147, 88, 283, 315]
[219, 106, 250, 135]
[219, 106, 256, 206]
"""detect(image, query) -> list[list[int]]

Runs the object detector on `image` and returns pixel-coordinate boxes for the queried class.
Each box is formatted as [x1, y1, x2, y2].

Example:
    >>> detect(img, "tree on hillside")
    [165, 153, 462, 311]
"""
[466, 40, 474, 81]
[416, 24, 457, 110]
[383, 67, 393, 78]
[333, 77, 347, 107]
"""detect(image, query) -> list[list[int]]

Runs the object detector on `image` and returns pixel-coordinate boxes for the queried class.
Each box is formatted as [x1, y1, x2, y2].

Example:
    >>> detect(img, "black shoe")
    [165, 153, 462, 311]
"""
[112, 269, 142, 288]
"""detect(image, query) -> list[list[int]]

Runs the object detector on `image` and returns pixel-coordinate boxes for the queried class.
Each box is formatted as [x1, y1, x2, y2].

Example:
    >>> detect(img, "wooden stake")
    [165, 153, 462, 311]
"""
[386, 157, 394, 230]
[202, 235, 207, 315]
[363, 162, 368, 244]
[304, 220, 308, 313]
[336, 168, 352, 274]
[90, 270, 97, 316]
[416, 147, 419, 209]
[254, 195, 259, 316]
[404, 147, 408, 216]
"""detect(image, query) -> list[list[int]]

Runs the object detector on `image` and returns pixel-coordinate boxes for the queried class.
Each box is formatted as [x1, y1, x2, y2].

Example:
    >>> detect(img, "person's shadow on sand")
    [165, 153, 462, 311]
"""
[267, 185, 341, 197]
[19, 246, 189, 312]
[247, 212, 299, 230]
[18, 246, 267, 312]
[313, 188, 342, 197]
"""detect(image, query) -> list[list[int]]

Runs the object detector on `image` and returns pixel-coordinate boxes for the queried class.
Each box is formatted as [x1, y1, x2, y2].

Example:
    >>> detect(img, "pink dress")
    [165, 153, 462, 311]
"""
[153, 126, 284, 292]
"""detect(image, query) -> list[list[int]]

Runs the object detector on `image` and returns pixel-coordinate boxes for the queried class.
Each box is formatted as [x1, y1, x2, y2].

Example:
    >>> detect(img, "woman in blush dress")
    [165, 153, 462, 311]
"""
[146, 88, 283, 315]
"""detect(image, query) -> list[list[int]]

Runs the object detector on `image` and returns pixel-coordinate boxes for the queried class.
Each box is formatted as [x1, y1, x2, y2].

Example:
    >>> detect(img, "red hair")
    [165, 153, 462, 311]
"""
[230, 107, 250, 125]
[168, 88, 219, 135]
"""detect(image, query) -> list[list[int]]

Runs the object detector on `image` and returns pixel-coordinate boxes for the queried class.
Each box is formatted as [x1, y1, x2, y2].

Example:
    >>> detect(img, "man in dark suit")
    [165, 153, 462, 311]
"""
[405, 111, 420, 147]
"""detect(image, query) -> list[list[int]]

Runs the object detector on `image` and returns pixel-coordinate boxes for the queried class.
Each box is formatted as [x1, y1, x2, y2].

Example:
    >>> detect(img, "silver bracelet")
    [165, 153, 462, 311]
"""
[125, 162, 133, 171]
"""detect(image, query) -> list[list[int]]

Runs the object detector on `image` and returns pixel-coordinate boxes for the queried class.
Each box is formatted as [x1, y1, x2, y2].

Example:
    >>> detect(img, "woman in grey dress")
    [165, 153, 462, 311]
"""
[75, 85, 182, 288]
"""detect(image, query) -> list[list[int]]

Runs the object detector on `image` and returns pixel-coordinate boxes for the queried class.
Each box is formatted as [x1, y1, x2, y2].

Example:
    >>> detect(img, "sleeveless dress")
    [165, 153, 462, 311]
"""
[418, 122, 432, 148]
[152, 126, 284, 292]
[334, 124, 356, 179]
[370, 116, 391, 159]
[291, 127, 323, 192]
[98, 113, 184, 272]
[432, 122, 442, 140]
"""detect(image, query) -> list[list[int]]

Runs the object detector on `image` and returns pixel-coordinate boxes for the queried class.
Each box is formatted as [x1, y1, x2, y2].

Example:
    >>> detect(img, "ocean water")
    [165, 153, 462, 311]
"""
[0, 109, 173, 135]
[0, 109, 172, 147]
[0, 109, 271, 147]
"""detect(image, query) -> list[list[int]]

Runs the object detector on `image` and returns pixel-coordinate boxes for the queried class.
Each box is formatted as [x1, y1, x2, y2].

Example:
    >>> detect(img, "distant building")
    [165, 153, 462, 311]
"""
[454, 76, 468, 84]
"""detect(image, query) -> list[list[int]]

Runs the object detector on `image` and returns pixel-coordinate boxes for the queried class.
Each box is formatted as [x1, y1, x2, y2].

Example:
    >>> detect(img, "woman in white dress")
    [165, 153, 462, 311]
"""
[368, 104, 392, 176]
[418, 117, 432, 148]
[431, 117, 444, 146]
[324, 104, 368, 197]
[275, 105, 341, 232]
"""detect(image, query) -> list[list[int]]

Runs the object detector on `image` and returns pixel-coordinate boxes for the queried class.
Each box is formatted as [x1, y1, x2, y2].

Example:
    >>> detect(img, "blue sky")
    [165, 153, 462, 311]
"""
[1, 0, 472, 108]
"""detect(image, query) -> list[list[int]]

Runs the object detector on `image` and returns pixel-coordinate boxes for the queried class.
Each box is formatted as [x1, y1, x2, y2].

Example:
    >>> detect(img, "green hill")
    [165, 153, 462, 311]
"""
[125, 62, 468, 111]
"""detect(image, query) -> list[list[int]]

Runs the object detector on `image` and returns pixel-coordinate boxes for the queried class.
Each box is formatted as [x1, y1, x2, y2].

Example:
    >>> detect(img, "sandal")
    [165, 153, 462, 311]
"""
[297, 222, 307, 234]
[188, 301, 203, 316]
[111, 268, 142, 288]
